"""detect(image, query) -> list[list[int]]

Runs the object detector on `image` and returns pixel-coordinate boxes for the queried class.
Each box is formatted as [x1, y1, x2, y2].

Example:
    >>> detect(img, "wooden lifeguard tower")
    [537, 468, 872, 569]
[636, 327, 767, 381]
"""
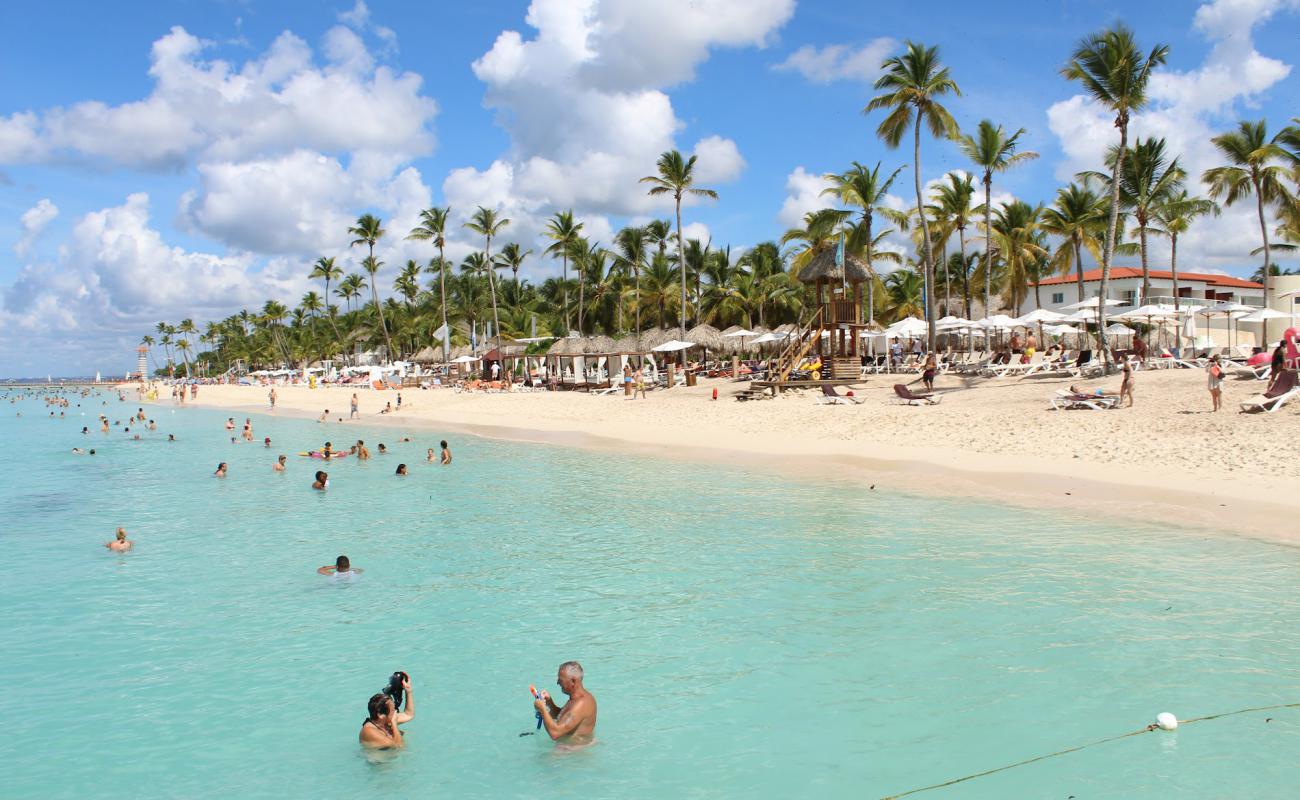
[768, 248, 875, 386]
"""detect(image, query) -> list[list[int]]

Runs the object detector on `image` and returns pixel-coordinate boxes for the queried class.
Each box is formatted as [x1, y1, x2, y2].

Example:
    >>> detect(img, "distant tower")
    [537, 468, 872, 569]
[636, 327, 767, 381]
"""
[137, 346, 149, 380]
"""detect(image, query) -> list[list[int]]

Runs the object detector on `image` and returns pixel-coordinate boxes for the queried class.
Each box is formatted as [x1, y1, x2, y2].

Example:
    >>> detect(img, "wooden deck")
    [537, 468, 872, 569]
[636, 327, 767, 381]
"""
[750, 378, 865, 394]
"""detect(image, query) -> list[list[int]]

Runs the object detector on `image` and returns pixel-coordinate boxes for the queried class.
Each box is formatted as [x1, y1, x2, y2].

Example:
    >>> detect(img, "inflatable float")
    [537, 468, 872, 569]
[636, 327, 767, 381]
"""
[298, 450, 352, 459]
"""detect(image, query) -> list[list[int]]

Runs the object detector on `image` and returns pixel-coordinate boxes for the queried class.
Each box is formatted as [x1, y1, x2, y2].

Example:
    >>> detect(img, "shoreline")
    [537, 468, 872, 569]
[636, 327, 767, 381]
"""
[140, 379, 1300, 547]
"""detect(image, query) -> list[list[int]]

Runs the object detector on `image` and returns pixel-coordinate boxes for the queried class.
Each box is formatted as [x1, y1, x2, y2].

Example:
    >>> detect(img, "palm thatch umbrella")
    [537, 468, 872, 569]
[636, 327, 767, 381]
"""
[612, 335, 642, 354]
[685, 323, 726, 354]
[641, 327, 686, 350]
[411, 346, 439, 363]
[547, 337, 580, 356]
[449, 344, 474, 359]
[583, 335, 617, 354]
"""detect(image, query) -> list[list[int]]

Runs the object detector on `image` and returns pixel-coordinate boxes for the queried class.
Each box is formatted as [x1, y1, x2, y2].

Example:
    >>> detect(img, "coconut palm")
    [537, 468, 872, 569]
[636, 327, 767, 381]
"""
[1203, 119, 1297, 343]
[640, 150, 718, 330]
[822, 161, 910, 323]
[544, 210, 583, 332]
[495, 242, 532, 290]
[347, 214, 394, 358]
[394, 260, 422, 308]
[958, 119, 1038, 317]
[929, 172, 976, 317]
[614, 226, 649, 333]
[336, 273, 364, 314]
[308, 257, 344, 353]
[867, 41, 961, 348]
[406, 206, 452, 361]
[1150, 190, 1219, 315]
[644, 219, 673, 260]
[781, 208, 853, 275]
[177, 318, 197, 378]
[1062, 24, 1169, 369]
[1040, 183, 1108, 303]
[990, 201, 1046, 313]
[464, 206, 511, 350]
[885, 269, 925, 321]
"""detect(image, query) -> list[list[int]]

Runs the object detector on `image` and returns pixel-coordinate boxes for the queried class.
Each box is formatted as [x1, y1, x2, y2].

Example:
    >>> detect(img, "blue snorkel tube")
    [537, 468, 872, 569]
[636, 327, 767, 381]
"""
[530, 685, 544, 730]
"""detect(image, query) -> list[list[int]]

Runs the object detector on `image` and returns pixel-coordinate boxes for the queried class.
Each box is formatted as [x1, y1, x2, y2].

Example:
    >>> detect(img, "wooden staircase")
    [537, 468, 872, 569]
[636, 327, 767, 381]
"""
[773, 307, 826, 383]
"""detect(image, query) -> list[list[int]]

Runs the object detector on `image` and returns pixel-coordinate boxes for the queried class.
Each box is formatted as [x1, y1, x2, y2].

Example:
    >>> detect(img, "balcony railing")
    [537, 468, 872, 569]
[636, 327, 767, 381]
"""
[1142, 295, 1264, 309]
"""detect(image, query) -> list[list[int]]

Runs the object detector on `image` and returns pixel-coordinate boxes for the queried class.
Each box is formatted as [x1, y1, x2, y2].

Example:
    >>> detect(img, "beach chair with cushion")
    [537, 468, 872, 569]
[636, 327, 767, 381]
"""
[892, 383, 943, 405]
[1239, 370, 1300, 413]
[818, 384, 862, 405]
[1050, 389, 1120, 411]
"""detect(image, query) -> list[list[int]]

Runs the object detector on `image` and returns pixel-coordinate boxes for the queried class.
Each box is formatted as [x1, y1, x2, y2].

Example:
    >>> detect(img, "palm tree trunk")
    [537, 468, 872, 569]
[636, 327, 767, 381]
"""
[676, 196, 687, 331]
[438, 245, 450, 362]
[1138, 219, 1150, 305]
[1099, 122, 1129, 373]
[562, 253, 570, 332]
[1254, 178, 1272, 346]
[983, 174, 993, 316]
[941, 240, 950, 318]
[578, 262, 585, 334]
[913, 120, 936, 350]
[864, 214, 875, 325]
[1073, 236, 1086, 303]
[368, 243, 394, 359]
[1169, 233, 1180, 313]
[635, 265, 641, 333]
[485, 235, 501, 351]
[958, 226, 970, 320]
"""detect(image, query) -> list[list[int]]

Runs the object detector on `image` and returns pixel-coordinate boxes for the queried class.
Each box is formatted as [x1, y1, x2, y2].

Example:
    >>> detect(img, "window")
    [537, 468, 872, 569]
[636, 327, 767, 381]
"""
[1120, 290, 1137, 305]
[1050, 292, 1064, 304]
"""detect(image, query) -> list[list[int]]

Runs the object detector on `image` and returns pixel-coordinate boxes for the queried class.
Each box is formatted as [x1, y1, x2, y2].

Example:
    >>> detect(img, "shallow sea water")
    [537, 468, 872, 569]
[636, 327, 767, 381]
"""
[2, 389, 1298, 799]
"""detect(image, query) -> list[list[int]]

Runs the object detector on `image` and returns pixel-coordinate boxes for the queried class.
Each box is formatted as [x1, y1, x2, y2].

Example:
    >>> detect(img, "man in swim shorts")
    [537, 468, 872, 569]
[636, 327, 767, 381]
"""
[534, 661, 597, 745]
[105, 527, 133, 552]
[350, 393, 359, 420]
[440, 440, 452, 465]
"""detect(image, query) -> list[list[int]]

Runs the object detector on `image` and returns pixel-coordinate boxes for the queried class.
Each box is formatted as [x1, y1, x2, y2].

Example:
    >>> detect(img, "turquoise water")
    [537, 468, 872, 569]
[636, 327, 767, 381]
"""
[2, 390, 1298, 799]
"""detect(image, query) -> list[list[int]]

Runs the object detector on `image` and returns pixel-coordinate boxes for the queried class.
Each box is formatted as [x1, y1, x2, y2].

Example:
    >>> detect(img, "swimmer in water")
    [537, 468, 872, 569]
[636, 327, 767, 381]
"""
[440, 440, 452, 465]
[273, 455, 287, 472]
[395, 463, 407, 476]
[317, 555, 363, 576]
[168, 434, 175, 442]
[318, 409, 330, 423]
[264, 437, 272, 448]
[426, 448, 435, 463]
[377, 443, 388, 455]
[215, 462, 228, 478]
[225, 417, 235, 430]
[353, 440, 370, 460]
[533, 662, 597, 745]
[72, 447, 86, 455]
[322, 441, 334, 459]
[359, 677, 413, 749]
[105, 527, 133, 552]
[312, 471, 328, 490]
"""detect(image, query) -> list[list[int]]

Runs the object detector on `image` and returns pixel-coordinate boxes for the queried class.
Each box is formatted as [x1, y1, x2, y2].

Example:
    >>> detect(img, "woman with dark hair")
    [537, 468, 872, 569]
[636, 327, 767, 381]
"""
[214, 462, 227, 478]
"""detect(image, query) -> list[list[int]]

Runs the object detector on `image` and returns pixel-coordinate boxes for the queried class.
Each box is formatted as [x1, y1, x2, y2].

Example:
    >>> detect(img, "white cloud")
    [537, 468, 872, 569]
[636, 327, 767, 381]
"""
[14, 199, 58, 258]
[772, 38, 897, 83]
[0, 25, 436, 170]
[777, 166, 835, 229]
[1046, 0, 1299, 271]
[692, 135, 746, 183]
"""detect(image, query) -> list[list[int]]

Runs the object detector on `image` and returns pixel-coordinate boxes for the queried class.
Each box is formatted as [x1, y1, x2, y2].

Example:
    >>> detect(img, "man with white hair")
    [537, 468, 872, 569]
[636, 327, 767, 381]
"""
[533, 661, 597, 745]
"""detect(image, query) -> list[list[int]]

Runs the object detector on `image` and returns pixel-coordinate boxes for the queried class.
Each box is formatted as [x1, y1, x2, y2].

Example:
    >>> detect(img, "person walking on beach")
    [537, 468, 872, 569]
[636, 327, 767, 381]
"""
[440, 440, 452, 465]
[269, 388, 277, 410]
[1118, 361, 1134, 408]
[105, 527, 132, 552]
[533, 661, 596, 745]
[1207, 356, 1224, 412]
[350, 394, 359, 420]
[633, 367, 647, 399]
[921, 354, 937, 392]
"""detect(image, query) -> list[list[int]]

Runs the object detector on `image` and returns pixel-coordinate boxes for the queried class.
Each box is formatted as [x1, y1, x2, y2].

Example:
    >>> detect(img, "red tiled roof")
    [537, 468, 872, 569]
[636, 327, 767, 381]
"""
[1036, 267, 1262, 290]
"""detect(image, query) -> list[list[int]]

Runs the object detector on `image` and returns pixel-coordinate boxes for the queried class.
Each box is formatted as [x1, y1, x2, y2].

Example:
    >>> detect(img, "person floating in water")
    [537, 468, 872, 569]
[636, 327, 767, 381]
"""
[318, 555, 362, 576]
[395, 463, 407, 476]
[225, 417, 235, 431]
[426, 448, 436, 463]
[377, 443, 388, 455]
[263, 437, 272, 448]
[105, 527, 133, 552]
[440, 440, 452, 465]
[214, 462, 228, 478]
[533, 661, 597, 745]
[359, 675, 413, 750]
[273, 455, 287, 472]
[312, 470, 328, 490]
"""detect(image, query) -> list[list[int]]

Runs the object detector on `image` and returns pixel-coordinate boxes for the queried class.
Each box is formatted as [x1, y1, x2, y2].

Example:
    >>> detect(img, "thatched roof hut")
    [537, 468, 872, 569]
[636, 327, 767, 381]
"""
[773, 323, 798, 336]
[797, 248, 872, 285]
[641, 327, 686, 350]
[612, 335, 643, 354]
[583, 335, 617, 354]
[449, 344, 475, 359]
[411, 346, 440, 363]
[547, 336, 582, 356]
[685, 323, 726, 352]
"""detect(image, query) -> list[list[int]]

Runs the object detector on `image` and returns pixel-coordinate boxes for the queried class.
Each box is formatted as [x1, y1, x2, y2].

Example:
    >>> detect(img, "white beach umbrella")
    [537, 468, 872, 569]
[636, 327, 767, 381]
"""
[1236, 308, 1291, 323]
[451, 355, 480, 364]
[723, 328, 757, 338]
[1061, 297, 1123, 310]
[652, 340, 697, 352]
[1015, 309, 1066, 325]
[1104, 323, 1135, 335]
[885, 317, 928, 337]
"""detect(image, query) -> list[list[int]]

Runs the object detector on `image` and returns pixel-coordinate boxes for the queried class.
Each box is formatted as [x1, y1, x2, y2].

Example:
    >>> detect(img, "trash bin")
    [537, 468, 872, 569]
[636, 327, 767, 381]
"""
[686, 371, 697, 387]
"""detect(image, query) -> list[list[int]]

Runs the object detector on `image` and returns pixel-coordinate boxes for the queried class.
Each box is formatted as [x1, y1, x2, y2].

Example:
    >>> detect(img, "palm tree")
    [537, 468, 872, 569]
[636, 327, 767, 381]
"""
[1152, 190, 1219, 314]
[1062, 24, 1169, 370]
[867, 41, 961, 349]
[614, 226, 648, 333]
[644, 219, 673, 260]
[347, 214, 394, 358]
[781, 208, 852, 274]
[406, 206, 452, 361]
[885, 269, 925, 320]
[1203, 119, 1297, 343]
[640, 150, 718, 330]
[990, 201, 1047, 313]
[308, 256, 344, 356]
[460, 252, 498, 346]
[336, 273, 365, 314]
[1040, 183, 1108, 303]
[958, 119, 1038, 317]
[177, 318, 197, 378]
[544, 210, 583, 332]
[930, 172, 976, 317]
[463, 206, 511, 351]
[495, 243, 532, 289]
[822, 161, 909, 323]
[395, 260, 422, 308]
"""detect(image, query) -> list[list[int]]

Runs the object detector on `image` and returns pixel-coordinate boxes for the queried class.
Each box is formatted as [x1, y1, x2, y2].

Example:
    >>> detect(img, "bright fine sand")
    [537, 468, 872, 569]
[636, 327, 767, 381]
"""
[161, 369, 1300, 542]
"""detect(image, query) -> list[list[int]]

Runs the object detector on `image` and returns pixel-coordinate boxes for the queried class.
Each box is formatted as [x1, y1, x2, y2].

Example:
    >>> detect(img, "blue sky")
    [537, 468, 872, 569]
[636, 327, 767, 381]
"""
[2, 0, 1297, 376]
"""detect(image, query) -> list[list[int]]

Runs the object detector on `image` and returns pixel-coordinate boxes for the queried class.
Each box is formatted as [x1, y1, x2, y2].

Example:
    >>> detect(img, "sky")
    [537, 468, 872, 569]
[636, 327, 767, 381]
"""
[2, 0, 1298, 376]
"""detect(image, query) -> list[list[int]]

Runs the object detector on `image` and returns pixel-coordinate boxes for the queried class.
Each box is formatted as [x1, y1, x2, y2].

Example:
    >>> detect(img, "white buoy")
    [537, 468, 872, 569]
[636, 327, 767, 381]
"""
[1155, 712, 1178, 731]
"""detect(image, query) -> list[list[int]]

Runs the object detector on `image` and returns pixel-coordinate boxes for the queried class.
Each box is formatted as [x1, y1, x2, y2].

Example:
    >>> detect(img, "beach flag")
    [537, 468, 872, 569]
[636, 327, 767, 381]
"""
[431, 323, 449, 344]
[835, 234, 846, 289]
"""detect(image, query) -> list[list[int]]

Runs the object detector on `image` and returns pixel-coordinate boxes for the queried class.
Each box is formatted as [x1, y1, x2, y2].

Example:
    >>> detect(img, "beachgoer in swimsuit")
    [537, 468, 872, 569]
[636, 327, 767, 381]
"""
[395, 463, 407, 476]
[105, 527, 133, 552]
[350, 394, 359, 420]
[440, 440, 451, 465]
[1118, 361, 1134, 408]
[215, 462, 228, 478]
[225, 418, 235, 431]
[427, 448, 436, 463]
[533, 661, 597, 745]
[269, 388, 277, 409]
[1207, 356, 1224, 412]
[354, 440, 370, 460]
[274, 455, 287, 472]
[318, 555, 362, 576]
[377, 443, 387, 454]
[921, 354, 937, 392]
[312, 471, 329, 490]
[359, 677, 413, 749]
[264, 437, 272, 448]
[319, 409, 330, 423]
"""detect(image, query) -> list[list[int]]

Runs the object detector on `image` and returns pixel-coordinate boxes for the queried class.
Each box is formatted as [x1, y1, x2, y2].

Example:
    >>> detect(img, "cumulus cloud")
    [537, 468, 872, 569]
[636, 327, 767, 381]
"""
[777, 166, 835, 229]
[14, 199, 58, 258]
[772, 38, 897, 83]
[0, 24, 436, 170]
[1046, 0, 1298, 270]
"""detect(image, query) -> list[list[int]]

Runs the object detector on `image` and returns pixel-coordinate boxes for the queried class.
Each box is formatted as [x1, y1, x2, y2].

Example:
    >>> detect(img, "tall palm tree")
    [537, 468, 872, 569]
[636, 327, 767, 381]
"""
[463, 206, 511, 350]
[1152, 190, 1219, 314]
[884, 269, 925, 320]
[867, 41, 961, 349]
[406, 206, 452, 361]
[394, 260, 422, 308]
[990, 201, 1047, 313]
[1062, 24, 1169, 369]
[336, 273, 364, 314]
[781, 208, 853, 275]
[644, 219, 673, 260]
[1203, 119, 1297, 343]
[495, 243, 532, 289]
[308, 257, 344, 353]
[640, 150, 718, 330]
[929, 172, 976, 317]
[822, 161, 909, 323]
[347, 214, 394, 358]
[177, 318, 197, 378]
[544, 210, 583, 332]
[1040, 183, 1108, 303]
[614, 226, 648, 333]
[958, 119, 1038, 316]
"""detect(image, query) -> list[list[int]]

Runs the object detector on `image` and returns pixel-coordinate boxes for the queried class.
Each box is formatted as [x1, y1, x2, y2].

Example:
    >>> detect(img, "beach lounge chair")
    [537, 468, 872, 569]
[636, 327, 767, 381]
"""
[818, 384, 861, 405]
[1050, 389, 1119, 411]
[893, 383, 942, 405]
[1239, 370, 1300, 413]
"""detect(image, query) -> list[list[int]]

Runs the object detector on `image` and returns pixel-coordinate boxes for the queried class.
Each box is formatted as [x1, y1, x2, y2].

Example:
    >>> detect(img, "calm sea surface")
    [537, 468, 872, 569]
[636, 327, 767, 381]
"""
[2, 390, 1298, 799]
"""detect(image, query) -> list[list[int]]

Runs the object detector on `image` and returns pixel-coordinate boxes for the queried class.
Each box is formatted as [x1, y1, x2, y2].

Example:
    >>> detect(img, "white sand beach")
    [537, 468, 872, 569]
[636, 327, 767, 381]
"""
[144, 369, 1300, 543]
